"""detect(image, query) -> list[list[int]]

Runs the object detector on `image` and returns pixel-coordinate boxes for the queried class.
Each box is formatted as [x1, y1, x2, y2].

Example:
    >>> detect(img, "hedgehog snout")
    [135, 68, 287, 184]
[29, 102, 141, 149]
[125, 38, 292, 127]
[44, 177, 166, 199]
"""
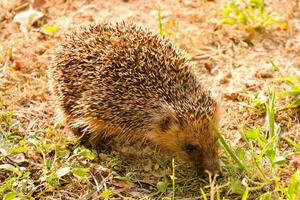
[183, 143, 220, 173]
[192, 148, 220, 174]
[202, 155, 220, 174]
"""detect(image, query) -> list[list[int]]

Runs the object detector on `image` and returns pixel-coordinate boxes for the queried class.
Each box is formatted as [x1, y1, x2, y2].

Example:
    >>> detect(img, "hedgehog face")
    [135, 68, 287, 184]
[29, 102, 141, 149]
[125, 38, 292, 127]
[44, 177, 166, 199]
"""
[149, 110, 220, 174]
[180, 118, 220, 173]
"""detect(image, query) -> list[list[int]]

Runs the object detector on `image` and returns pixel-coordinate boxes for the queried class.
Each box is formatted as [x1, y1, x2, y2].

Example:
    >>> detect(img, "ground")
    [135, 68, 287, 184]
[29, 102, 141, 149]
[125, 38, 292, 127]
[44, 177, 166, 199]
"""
[0, 0, 299, 199]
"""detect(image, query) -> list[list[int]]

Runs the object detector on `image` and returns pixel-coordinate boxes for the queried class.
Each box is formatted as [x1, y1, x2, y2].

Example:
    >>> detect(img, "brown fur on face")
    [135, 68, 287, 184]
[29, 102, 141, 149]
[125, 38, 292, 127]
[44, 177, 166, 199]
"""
[148, 106, 221, 173]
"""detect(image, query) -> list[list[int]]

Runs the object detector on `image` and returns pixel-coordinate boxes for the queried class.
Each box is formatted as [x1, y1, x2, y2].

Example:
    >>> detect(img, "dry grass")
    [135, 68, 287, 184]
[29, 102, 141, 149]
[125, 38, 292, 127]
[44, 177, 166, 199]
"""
[0, 0, 299, 199]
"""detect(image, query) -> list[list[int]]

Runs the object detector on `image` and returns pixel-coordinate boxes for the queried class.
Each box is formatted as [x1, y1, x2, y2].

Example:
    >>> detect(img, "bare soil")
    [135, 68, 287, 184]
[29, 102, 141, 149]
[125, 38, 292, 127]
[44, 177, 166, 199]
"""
[0, 0, 299, 199]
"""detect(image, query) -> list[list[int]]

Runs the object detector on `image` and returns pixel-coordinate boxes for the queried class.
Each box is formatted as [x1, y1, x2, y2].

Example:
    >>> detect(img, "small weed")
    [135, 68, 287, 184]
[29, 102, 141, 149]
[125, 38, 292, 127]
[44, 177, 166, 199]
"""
[285, 170, 300, 200]
[157, 6, 176, 37]
[100, 188, 113, 200]
[156, 181, 168, 193]
[238, 91, 268, 113]
[0, 111, 21, 142]
[277, 77, 300, 108]
[220, 0, 287, 31]
[36, 143, 94, 188]
[272, 62, 300, 108]
[0, 116, 98, 199]
[41, 25, 60, 36]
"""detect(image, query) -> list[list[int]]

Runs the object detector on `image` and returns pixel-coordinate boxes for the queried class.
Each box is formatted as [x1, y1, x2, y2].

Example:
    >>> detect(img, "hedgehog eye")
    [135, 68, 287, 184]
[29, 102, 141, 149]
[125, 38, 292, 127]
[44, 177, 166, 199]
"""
[159, 116, 172, 132]
[184, 143, 197, 153]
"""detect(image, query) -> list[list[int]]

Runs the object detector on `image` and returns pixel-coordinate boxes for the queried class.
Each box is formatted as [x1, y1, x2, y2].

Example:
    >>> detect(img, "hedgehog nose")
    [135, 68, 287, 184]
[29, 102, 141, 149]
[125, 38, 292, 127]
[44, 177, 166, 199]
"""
[206, 159, 221, 174]
[209, 164, 220, 174]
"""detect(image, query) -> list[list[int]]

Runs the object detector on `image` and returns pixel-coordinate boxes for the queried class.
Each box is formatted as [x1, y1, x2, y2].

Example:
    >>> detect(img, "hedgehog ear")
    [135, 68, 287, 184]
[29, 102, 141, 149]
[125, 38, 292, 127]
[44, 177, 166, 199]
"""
[159, 116, 173, 133]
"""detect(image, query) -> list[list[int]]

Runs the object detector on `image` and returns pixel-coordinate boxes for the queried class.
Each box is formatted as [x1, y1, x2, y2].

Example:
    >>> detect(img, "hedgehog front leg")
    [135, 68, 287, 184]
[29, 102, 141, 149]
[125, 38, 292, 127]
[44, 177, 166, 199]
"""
[68, 125, 114, 151]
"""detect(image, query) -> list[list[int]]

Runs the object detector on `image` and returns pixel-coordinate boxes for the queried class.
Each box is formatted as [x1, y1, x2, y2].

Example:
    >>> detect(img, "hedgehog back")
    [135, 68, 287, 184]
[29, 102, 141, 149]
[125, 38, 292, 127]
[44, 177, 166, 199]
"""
[51, 23, 212, 132]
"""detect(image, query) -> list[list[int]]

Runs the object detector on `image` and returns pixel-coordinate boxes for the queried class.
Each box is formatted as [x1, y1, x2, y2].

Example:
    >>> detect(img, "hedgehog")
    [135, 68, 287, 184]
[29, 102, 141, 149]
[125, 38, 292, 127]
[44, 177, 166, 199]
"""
[48, 22, 221, 173]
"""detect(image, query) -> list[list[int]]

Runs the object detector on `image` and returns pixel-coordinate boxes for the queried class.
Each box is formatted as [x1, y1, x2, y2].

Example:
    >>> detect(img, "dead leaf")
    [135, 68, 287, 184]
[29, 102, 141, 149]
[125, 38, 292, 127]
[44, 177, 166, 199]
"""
[12, 59, 30, 72]
[32, 0, 46, 8]
[255, 69, 274, 79]
[219, 77, 229, 84]
[223, 91, 241, 101]
[127, 191, 144, 198]
[13, 8, 44, 31]
[111, 179, 134, 189]
[290, 155, 300, 169]
[8, 153, 26, 163]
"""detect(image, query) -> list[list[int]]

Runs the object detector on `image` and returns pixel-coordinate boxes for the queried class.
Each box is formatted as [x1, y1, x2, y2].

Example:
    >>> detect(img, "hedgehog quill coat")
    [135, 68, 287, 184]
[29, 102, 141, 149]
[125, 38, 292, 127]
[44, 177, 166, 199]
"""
[49, 23, 220, 173]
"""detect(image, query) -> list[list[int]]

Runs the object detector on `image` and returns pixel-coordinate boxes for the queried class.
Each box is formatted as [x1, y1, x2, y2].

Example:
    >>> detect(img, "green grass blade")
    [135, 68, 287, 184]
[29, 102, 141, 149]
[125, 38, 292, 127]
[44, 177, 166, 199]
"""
[282, 137, 300, 151]
[242, 187, 249, 200]
[200, 188, 208, 200]
[266, 90, 276, 138]
[207, 116, 248, 173]
[157, 6, 163, 36]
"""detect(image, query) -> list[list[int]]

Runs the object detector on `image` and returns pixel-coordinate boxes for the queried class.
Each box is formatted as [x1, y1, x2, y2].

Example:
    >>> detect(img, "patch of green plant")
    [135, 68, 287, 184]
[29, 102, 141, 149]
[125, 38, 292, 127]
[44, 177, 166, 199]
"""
[238, 91, 268, 113]
[278, 77, 300, 107]
[209, 90, 299, 199]
[0, 121, 96, 199]
[285, 170, 300, 200]
[220, 0, 288, 31]
[0, 164, 34, 199]
[277, 77, 300, 108]
[100, 189, 113, 200]
[35, 142, 94, 187]
[272, 62, 300, 108]
[0, 111, 21, 143]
